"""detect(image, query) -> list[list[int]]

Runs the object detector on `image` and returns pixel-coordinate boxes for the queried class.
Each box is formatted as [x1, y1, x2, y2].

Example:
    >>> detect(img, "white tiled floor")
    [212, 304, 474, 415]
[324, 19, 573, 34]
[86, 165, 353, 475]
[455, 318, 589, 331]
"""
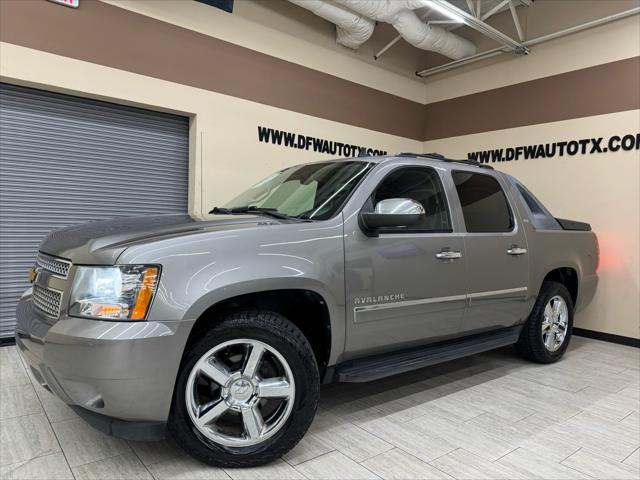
[1, 336, 638, 479]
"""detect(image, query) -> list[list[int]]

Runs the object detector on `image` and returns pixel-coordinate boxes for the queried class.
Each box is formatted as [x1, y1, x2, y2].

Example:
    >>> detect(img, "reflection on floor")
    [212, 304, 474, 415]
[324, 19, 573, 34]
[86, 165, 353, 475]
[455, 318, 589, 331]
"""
[1, 336, 638, 479]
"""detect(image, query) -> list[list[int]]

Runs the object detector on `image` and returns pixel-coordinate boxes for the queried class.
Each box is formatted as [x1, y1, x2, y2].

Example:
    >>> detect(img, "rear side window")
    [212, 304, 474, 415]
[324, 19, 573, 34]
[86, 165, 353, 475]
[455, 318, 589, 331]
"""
[452, 171, 513, 233]
[516, 184, 544, 214]
[511, 179, 562, 230]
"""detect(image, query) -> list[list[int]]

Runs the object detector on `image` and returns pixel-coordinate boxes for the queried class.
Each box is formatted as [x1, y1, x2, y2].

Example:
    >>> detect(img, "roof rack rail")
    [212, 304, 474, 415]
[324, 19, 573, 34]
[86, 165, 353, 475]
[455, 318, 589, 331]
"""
[396, 152, 494, 170]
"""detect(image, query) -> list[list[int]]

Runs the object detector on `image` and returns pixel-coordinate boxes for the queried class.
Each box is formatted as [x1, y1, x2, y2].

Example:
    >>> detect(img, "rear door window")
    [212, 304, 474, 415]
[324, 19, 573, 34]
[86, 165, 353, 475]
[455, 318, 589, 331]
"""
[452, 171, 513, 233]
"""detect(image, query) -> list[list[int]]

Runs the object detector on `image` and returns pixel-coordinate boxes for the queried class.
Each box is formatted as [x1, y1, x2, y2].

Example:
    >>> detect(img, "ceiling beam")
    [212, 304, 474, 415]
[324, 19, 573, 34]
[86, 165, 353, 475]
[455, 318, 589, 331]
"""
[426, 0, 528, 52]
[417, 6, 640, 77]
[508, 0, 525, 41]
[465, 0, 475, 16]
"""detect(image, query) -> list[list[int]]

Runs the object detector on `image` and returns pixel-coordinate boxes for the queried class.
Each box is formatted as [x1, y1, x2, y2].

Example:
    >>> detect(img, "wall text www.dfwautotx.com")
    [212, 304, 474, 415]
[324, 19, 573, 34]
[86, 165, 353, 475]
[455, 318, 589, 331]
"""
[467, 133, 640, 163]
[258, 126, 387, 157]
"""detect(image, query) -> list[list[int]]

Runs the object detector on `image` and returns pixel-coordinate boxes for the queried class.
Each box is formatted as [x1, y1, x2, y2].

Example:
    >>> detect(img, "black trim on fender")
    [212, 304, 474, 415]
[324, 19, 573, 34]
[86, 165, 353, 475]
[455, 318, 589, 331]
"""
[70, 406, 167, 441]
[0, 337, 16, 346]
[556, 218, 592, 231]
[574, 328, 639, 348]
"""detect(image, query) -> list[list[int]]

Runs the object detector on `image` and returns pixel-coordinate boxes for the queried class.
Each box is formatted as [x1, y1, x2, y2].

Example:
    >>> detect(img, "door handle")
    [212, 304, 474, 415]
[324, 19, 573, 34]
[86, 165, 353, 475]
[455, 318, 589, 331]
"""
[507, 246, 527, 256]
[436, 250, 462, 260]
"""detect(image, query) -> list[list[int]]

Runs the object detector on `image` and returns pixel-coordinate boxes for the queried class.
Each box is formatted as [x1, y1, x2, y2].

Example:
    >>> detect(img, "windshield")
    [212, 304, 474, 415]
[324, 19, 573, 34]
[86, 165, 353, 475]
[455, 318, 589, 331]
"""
[223, 161, 373, 220]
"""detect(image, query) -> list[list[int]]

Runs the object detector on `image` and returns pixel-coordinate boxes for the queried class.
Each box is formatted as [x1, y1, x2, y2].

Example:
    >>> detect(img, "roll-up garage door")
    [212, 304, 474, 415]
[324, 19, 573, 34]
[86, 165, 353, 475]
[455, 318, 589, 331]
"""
[0, 83, 189, 338]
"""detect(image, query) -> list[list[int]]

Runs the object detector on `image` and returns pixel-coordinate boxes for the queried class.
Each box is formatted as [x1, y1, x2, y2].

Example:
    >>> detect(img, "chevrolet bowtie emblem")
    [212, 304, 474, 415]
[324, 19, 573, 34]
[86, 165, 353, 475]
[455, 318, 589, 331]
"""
[27, 267, 38, 284]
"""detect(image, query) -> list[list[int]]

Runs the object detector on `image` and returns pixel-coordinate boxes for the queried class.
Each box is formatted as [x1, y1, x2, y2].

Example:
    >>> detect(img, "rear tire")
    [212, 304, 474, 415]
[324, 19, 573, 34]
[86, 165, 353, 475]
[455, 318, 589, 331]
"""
[516, 280, 574, 363]
[169, 310, 319, 467]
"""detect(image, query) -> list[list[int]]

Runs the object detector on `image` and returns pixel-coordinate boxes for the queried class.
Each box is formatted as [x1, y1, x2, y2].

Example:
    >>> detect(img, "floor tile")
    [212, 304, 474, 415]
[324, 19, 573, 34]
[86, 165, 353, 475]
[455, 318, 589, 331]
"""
[511, 367, 590, 393]
[0, 347, 30, 388]
[0, 452, 73, 480]
[51, 417, 131, 467]
[0, 384, 42, 420]
[225, 458, 305, 479]
[0, 413, 60, 466]
[32, 383, 78, 423]
[618, 385, 640, 400]
[410, 410, 515, 461]
[518, 431, 581, 463]
[620, 411, 640, 430]
[294, 451, 378, 479]
[358, 417, 456, 463]
[487, 376, 584, 420]
[436, 382, 536, 422]
[465, 412, 535, 445]
[581, 387, 639, 421]
[496, 447, 592, 479]
[282, 432, 334, 465]
[312, 421, 393, 462]
[417, 394, 487, 423]
[586, 349, 640, 371]
[128, 438, 183, 466]
[429, 448, 525, 479]
[361, 448, 453, 479]
[623, 448, 640, 468]
[551, 411, 640, 461]
[562, 448, 640, 479]
[0, 338, 637, 480]
[72, 451, 152, 479]
[147, 454, 230, 479]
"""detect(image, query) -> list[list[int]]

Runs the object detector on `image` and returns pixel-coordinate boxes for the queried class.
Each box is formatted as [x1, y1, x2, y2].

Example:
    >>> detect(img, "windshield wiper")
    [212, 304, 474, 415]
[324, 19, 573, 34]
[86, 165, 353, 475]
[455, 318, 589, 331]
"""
[209, 206, 306, 221]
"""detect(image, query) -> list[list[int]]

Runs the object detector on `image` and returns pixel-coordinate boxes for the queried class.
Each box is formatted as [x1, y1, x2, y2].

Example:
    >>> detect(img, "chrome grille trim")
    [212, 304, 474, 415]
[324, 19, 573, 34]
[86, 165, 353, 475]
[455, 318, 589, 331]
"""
[36, 252, 72, 278]
[32, 284, 63, 319]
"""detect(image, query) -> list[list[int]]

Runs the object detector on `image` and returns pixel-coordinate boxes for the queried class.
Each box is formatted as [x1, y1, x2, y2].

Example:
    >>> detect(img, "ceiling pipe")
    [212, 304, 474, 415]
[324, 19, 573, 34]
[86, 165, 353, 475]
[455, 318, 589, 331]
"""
[333, 0, 476, 59]
[416, 6, 640, 77]
[288, 0, 375, 49]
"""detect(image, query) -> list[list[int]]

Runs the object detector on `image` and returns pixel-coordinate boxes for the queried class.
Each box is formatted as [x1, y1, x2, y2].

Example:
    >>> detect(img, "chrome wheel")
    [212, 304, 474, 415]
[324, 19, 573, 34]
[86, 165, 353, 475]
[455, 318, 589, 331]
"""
[541, 295, 569, 352]
[185, 339, 295, 447]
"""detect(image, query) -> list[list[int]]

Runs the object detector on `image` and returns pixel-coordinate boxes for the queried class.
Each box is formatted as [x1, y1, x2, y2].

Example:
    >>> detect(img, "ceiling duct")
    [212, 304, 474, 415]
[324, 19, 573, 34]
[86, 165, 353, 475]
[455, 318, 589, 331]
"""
[334, 0, 476, 59]
[289, 0, 375, 49]
[290, 0, 476, 59]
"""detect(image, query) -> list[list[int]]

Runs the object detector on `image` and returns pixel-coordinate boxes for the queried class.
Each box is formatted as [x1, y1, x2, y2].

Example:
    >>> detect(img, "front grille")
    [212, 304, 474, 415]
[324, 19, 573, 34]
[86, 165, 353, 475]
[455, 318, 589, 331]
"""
[37, 252, 71, 278]
[32, 284, 63, 318]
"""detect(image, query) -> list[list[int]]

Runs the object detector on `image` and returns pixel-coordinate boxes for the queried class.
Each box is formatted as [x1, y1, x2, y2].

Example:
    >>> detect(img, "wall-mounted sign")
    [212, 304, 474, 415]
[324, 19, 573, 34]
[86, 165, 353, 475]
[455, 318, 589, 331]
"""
[48, 0, 79, 8]
[258, 126, 387, 158]
[467, 133, 640, 163]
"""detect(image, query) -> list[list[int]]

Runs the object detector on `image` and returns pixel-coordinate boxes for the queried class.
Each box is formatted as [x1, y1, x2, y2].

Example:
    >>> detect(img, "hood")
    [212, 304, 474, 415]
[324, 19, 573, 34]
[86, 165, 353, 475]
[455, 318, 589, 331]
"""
[39, 213, 283, 264]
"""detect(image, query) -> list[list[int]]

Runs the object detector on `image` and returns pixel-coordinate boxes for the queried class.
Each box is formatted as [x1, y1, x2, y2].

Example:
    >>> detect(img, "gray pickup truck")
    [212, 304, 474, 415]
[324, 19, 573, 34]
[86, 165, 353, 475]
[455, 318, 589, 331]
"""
[15, 153, 598, 467]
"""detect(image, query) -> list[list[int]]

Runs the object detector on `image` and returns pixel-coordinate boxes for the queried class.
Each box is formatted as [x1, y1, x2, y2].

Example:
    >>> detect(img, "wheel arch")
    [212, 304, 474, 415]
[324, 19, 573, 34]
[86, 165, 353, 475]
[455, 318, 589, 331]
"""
[183, 286, 336, 378]
[542, 266, 578, 306]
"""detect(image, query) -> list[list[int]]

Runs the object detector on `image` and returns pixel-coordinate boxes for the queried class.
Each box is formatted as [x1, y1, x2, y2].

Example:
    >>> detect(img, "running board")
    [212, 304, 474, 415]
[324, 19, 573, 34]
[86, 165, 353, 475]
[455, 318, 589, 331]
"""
[334, 326, 522, 383]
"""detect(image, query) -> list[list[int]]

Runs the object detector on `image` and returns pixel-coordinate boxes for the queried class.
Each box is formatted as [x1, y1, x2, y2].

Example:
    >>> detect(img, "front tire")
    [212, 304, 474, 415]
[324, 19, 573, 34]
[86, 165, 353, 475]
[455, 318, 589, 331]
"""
[516, 280, 574, 363]
[169, 310, 320, 467]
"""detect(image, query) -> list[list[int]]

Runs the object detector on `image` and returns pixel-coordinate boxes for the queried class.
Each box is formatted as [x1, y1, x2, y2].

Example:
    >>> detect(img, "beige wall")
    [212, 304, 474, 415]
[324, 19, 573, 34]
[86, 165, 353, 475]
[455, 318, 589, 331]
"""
[101, 0, 428, 103]
[423, 110, 640, 339]
[0, 42, 420, 215]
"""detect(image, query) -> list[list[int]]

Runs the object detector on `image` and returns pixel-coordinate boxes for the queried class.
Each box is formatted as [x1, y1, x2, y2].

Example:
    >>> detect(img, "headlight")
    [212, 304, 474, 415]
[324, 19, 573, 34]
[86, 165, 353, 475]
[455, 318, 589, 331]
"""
[69, 265, 160, 321]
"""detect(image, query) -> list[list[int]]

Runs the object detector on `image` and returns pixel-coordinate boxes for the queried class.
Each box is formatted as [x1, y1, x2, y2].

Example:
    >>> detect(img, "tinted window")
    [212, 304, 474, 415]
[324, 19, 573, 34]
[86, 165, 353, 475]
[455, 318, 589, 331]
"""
[452, 171, 513, 233]
[370, 167, 451, 232]
[516, 183, 544, 215]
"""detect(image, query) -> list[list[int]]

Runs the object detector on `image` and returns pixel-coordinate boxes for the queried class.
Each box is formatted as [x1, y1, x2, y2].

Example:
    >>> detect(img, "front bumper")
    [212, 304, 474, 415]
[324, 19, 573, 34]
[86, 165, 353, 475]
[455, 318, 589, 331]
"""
[15, 295, 194, 439]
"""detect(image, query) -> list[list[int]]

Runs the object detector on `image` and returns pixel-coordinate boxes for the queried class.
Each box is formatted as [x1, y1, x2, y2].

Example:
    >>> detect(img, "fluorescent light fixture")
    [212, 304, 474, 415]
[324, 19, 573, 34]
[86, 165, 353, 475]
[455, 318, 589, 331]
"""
[425, 0, 466, 23]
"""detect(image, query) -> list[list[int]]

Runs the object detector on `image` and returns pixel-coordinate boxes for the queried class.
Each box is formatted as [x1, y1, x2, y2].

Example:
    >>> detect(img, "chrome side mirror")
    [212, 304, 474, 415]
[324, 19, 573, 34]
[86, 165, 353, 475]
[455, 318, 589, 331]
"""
[374, 198, 425, 215]
[360, 198, 426, 236]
